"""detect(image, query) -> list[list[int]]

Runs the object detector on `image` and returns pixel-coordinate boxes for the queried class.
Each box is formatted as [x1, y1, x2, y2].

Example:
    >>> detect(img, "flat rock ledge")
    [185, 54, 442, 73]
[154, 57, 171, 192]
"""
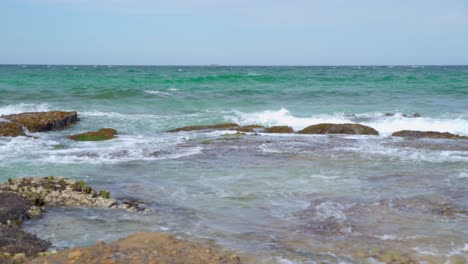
[29, 232, 242, 264]
[0, 177, 146, 215]
[0, 111, 78, 135]
[392, 130, 468, 140]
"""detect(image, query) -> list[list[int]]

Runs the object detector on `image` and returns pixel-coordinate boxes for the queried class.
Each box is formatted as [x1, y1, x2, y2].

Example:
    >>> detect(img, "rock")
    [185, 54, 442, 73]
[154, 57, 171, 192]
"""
[264, 126, 294, 133]
[68, 250, 82, 259]
[0, 122, 25, 137]
[0, 192, 31, 225]
[12, 253, 26, 261]
[392, 130, 468, 140]
[1, 111, 78, 132]
[233, 125, 264, 132]
[298, 123, 379, 135]
[0, 177, 146, 214]
[412, 113, 422, 117]
[30, 232, 241, 264]
[449, 255, 467, 264]
[169, 123, 240, 132]
[0, 224, 51, 256]
[169, 123, 265, 133]
[68, 128, 118, 141]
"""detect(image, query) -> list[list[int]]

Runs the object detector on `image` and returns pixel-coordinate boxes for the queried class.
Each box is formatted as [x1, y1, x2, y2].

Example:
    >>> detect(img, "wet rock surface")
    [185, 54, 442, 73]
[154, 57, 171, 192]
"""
[1, 111, 78, 133]
[392, 130, 468, 140]
[68, 128, 118, 141]
[0, 224, 51, 259]
[264, 126, 294, 133]
[0, 122, 25, 137]
[30, 232, 242, 264]
[0, 192, 31, 225]
[298, 123, 379, 135]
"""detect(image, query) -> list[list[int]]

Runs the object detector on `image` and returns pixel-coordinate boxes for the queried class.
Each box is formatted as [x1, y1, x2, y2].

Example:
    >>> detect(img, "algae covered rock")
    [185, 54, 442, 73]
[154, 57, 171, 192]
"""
[0, 122, 25, 137]
[298, 123, 379, 135]
[68, 128, 118, 141]
[1, 111, 78, 132]
[30, 232, 241, 264]
[264, 126, 294, 133]
[0, 177, 145, 213]
[392, 130, 468, 140]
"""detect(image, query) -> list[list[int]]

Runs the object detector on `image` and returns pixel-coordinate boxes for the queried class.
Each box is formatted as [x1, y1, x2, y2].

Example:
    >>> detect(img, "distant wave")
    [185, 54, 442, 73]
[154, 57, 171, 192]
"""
[0, 103, 52, 115]
[144, 90, 171, 96]
[227, 108, 468, 136]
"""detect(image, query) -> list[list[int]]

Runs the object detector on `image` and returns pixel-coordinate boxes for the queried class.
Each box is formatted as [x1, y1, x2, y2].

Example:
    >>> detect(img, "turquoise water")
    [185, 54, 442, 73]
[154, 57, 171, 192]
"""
[1, 65, 468, 263]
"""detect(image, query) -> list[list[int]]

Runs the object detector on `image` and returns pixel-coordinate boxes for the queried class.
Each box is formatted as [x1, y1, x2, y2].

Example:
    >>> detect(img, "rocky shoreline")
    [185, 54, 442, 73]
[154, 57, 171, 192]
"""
[0, 177, 241, 264]
[1, 110, 468, 263]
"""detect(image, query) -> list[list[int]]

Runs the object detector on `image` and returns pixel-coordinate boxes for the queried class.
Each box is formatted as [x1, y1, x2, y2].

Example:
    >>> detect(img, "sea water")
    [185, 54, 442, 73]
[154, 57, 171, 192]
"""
[1, 65, 468, 263]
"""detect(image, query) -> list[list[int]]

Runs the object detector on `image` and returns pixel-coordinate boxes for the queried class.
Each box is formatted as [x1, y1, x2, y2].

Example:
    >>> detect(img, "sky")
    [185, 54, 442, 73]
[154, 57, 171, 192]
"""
[0, 0, 467, 65]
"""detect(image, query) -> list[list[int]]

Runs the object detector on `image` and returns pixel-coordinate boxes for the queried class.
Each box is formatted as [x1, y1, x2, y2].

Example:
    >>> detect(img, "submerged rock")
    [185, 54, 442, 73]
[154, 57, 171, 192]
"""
[264, 126, 294, 133]
[392, 130, 468, 140]
[384, 113, 422, 118]
[0, 224, 51, 258]
[0, 177, 145, 213]
[1, 111, 78, 133]
[30, 232, 241, 264]
[0, 122, 25, 137]
[68, 128, 118, 141]
[298, 123, 379, 135]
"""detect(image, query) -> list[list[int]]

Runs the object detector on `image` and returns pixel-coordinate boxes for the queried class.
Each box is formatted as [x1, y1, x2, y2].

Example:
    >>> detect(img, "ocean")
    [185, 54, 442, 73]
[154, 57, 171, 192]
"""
[1, 65, 468, 263]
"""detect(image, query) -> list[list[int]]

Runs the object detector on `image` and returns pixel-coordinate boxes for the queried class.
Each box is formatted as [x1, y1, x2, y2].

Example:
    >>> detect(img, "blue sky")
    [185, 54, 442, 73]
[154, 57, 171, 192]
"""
[1, 0, 467, 65]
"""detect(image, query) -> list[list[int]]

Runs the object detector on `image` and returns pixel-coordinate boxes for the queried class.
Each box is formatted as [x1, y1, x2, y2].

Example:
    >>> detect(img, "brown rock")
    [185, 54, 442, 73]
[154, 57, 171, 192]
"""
[68, 128, 118, 141]
[233, 125, 264, 132]
[168, 123, 240, 132]
[168, 123, 265, 133]
[264, 126, 294, 133]
[1, 111, 78, 132]
[30, 232, 241, 264]
[0, 122, 25, 137]
[298, 123, 379, 135]
[392, 130, 468, 140]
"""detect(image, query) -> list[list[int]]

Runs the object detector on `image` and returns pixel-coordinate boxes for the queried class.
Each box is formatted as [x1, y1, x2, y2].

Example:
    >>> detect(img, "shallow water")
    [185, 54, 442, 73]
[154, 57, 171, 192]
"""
[1, 65, 468, 263]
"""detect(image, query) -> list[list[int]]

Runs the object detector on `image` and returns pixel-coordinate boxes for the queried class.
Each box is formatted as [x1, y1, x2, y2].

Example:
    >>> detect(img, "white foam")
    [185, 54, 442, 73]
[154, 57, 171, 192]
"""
[458, 170, 468, 179]
[340, 143, 468, 163]
[144, 90, 171, 96]
[246, 73, 261, 76]
[314, 201, 348, 222]
[228, 108, 351, 131]
[227, 108, 468, 136]
[363, 115, 468, 136]
[0, 134, 202, 165]
[0, 103, 52, 115]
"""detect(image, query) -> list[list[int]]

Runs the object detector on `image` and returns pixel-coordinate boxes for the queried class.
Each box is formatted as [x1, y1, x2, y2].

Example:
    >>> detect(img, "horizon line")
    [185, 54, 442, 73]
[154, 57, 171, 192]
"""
[1, 63, 468, 67]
